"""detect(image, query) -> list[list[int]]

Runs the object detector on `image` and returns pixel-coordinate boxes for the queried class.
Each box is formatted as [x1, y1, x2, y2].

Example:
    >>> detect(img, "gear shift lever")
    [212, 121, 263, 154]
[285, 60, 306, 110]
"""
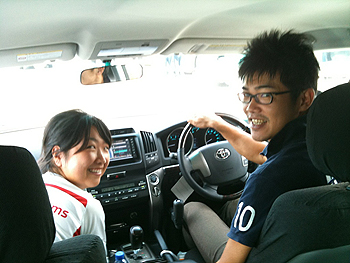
[130, 225, 144, 254]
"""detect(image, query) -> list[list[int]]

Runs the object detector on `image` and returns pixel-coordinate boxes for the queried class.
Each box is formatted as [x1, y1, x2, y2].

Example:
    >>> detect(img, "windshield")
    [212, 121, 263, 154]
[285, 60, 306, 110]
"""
[1, 49, 349, 133]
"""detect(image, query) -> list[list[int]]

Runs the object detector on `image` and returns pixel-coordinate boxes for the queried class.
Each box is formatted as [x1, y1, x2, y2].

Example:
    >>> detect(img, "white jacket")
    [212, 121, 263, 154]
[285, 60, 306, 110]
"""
[43, 172, 107, 251]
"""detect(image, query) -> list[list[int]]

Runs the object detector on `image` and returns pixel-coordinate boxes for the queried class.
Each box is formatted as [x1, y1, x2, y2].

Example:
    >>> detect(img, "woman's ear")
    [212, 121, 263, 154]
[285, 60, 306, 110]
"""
[299, 88, 315, 113]
[52, 145, 62, 167]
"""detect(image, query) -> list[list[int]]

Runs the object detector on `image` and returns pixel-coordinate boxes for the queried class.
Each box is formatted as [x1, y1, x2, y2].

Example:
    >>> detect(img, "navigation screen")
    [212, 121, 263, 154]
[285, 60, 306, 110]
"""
[109, 138, 134, 161]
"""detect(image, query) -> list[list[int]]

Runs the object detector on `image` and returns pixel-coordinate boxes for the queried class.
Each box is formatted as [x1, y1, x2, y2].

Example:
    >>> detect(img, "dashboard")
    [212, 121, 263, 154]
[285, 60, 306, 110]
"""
[88, 122, 227, 206]
[88, 120, 247, 207]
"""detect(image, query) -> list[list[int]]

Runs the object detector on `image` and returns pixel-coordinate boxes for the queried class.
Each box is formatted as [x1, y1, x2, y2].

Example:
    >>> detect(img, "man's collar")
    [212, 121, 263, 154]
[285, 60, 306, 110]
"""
[261, 115, 307, 158]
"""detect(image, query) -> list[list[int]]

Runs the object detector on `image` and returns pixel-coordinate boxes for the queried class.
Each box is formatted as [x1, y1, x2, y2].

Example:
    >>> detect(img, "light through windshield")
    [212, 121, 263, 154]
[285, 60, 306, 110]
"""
[0, 49, 349, 133]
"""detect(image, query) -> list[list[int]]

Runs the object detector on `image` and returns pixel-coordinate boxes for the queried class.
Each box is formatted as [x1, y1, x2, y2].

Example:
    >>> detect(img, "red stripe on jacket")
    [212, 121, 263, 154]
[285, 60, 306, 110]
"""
[73, 226, 81, 237]
[45, 183, 88, 207]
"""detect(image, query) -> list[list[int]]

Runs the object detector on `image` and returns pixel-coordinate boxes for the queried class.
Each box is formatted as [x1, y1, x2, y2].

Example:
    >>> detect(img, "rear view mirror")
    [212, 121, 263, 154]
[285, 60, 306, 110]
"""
[80, 64, 143, 85]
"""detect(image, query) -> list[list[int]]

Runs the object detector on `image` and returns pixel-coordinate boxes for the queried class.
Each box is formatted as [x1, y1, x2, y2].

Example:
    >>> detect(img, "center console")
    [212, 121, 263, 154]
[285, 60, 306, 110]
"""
[86, 127, 197, 262]
[88, 130, 148, 206]
[87, 128, 154, 244]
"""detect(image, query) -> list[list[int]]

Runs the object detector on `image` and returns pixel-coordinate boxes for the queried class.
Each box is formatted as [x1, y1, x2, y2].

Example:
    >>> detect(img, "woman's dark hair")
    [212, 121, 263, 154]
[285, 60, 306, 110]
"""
[38, 109, 112, 173]
[238, 29, 320, 101]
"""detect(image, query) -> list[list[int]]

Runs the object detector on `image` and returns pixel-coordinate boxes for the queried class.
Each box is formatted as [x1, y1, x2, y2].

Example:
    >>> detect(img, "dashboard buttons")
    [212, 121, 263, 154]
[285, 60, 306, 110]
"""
[145, 152, 159, 166]
[92, 180, 147, 205]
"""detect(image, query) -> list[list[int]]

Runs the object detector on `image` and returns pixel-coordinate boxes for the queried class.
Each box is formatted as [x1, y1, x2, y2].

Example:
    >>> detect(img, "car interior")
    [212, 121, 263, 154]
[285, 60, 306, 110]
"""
[0, 0, 350, 262]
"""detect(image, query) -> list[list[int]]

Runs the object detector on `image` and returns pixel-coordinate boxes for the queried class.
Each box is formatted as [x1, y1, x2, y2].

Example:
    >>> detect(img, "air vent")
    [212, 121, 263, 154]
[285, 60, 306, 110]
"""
[141, 131, 157, 153]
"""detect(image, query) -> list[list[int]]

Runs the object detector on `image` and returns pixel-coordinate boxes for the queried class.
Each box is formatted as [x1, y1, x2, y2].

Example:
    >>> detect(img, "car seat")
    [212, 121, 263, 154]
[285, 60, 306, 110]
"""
[0, 145, 106, 263]
[245, 82, 350, 263]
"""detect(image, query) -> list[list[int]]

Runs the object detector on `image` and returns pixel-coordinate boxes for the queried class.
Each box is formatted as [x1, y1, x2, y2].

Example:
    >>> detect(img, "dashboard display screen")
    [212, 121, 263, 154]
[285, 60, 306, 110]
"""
[109, 138, 134, 161]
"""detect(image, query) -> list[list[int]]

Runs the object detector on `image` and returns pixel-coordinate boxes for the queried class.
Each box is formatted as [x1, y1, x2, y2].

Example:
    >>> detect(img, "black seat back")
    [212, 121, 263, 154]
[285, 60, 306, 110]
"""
[0, 146, 107, 263]
[0, 146, 55, 262]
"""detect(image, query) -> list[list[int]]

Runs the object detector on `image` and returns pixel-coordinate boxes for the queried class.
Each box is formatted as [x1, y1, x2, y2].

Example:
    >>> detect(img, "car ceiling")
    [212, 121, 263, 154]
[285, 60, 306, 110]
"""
[0, 0, 349, 67]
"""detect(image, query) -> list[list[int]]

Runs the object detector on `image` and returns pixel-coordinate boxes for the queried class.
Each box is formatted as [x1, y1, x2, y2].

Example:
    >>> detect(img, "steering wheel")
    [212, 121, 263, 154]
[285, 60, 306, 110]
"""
[177, 113, 251, 201]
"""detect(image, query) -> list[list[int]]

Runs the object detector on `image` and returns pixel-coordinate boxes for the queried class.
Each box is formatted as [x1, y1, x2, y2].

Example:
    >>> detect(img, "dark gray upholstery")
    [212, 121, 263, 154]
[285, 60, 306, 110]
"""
[246, 83, 350, 262]
[306, 82, 350, 182]
[247, 183, 350, 263]
[45, 234, 106, 263]
[0, 145, 106, 263]
[287, 244, 350, 263]
[0, 145, 55, 263]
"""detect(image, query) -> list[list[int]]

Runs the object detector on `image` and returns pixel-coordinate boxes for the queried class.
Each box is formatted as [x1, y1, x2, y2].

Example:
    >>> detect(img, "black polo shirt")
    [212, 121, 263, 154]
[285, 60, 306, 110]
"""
[227, 115, 327, 247]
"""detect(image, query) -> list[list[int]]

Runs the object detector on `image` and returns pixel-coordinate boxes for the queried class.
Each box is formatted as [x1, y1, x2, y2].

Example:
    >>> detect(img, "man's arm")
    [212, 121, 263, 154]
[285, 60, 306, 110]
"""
[217, 238, 252, 263]
[188, 113, 267, 165]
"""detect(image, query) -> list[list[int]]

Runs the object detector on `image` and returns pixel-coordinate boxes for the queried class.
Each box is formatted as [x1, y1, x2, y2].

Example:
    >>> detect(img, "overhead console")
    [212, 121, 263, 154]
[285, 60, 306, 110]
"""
[86, 39, 169, 60]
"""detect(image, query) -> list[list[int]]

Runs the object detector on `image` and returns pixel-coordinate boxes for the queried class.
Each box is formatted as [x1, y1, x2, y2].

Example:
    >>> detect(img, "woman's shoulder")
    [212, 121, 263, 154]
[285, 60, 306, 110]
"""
[44, 172, 89, 197]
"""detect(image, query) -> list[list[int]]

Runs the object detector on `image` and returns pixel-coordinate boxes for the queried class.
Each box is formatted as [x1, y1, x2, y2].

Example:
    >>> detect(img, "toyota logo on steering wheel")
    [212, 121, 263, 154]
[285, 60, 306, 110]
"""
[215, 148, 231, 160]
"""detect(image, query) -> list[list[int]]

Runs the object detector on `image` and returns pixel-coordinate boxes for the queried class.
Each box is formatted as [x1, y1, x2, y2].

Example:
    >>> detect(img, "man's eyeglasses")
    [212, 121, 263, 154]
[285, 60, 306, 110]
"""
[237, 91, 291, 105]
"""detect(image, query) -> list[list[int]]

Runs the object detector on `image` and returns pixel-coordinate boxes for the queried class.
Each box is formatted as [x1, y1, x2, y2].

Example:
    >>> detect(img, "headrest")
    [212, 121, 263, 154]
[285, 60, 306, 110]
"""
[306, 82, 350, 182]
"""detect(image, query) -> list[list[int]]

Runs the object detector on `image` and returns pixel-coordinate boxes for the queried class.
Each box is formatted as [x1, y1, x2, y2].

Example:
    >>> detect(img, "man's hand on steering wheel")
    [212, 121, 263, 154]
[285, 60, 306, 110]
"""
[178, 113, 254, 201]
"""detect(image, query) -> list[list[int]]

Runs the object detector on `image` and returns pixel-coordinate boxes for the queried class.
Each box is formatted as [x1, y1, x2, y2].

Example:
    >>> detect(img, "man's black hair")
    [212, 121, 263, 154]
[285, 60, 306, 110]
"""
[238, 30, 320, 100]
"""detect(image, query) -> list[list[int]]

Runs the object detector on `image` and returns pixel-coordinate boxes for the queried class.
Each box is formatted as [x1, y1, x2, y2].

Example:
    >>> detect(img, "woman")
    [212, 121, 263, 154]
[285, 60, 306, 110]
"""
[38, 109, 111, 254]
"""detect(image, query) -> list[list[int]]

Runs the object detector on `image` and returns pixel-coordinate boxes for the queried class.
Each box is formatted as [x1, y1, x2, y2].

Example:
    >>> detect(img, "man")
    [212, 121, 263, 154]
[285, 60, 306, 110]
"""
[183, 30, 327, 263]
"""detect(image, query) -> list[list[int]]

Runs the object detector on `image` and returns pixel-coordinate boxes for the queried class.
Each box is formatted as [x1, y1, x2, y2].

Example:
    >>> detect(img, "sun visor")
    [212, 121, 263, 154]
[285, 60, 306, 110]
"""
[161, 38, 248, 55]
[88, 40, 168, 60]
[305, 28, 350, 51]
[0, 43, 77, 68]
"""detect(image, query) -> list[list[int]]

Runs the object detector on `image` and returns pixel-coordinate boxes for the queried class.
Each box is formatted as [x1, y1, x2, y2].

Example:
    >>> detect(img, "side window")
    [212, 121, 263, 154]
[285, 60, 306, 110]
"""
[233, 202, 256, 232]
[315, 48, 350, 92]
